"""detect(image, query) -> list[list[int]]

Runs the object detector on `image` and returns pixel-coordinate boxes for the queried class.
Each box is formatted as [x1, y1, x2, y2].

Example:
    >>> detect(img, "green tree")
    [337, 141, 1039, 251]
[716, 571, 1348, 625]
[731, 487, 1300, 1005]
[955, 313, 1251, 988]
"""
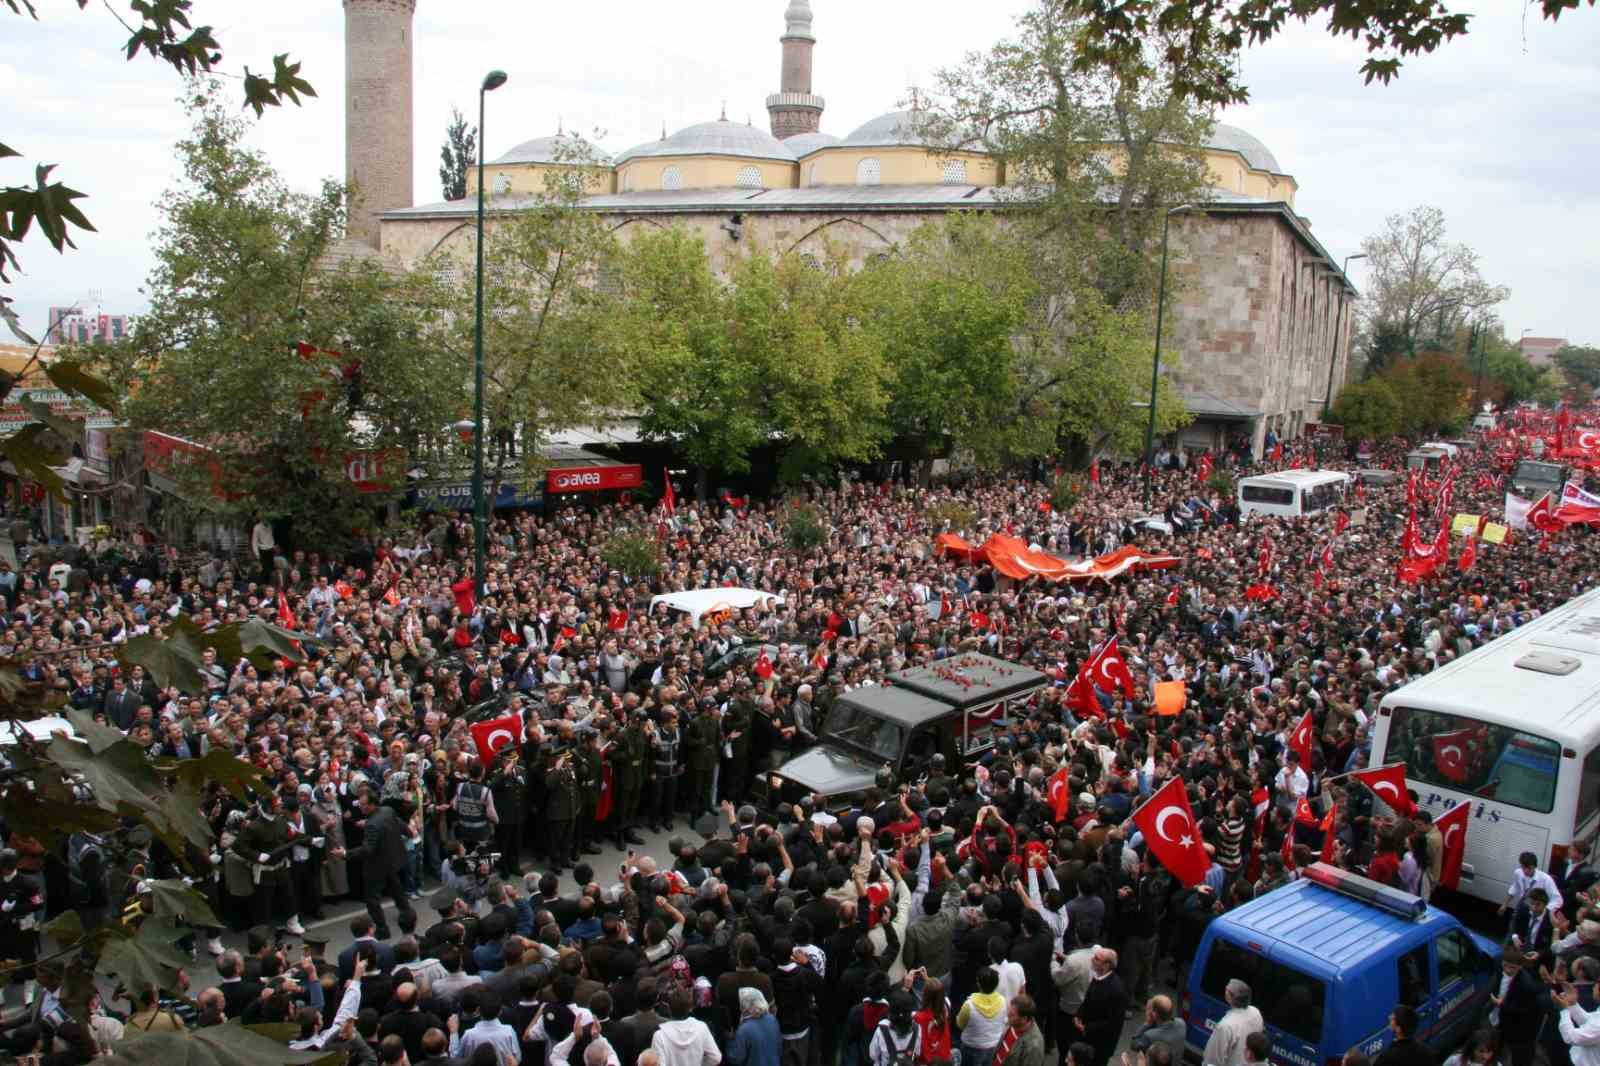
[1329, 378, 1403, 440]
[1358, 206, 1508, 359]
[421, 157, 629, 501]
[2, 1, 312, 287]
[1555, 345, 1600, 391]
[1060, 0, 1593, 106]
[1378, 353, 1472, 435]
[113, 84, 463, 544]
[925, 0, 1216, 308]
[439, 106, 477, 201]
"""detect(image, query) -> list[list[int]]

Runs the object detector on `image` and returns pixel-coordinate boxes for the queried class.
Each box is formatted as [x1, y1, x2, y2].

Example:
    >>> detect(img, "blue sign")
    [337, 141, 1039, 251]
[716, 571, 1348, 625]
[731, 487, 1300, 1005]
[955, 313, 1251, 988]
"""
[409, 480, 543, 512]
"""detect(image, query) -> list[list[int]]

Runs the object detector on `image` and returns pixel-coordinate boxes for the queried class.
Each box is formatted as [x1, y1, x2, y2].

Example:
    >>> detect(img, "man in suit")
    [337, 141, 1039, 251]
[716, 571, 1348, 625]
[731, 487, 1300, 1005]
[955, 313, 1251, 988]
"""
[1512, 888, 1557, 959]
[356, 791, 415, 940]
[1374, 1005, 1436, 1066]
[1556, 840, 1600, 920]
[103, 675, 139, 731]
[1496, 950, 1549, 1066]
[339, 913, 397, 981]
[1075, 947, 1130, 1066]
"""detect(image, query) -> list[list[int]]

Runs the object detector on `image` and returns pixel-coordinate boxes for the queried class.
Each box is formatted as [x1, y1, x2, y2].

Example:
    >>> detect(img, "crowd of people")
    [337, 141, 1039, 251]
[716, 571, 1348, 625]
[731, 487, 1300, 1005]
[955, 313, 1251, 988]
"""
[3, 429, 1600, 1066]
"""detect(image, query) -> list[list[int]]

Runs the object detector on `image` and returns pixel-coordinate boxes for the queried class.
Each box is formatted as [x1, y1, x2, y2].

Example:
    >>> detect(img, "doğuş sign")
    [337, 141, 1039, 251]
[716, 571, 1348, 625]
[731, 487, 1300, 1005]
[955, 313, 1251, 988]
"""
[546, 464, 642, 493]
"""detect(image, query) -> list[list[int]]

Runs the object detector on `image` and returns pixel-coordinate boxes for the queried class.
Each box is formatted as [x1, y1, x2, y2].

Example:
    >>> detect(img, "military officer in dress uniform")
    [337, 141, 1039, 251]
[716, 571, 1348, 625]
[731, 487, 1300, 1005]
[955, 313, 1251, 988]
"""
[0, 849, 44, 1004]
[575, 725, 605, 859]
[230, 792, 304, 935]
[544, 748, 579, 876]
[489, 747, 527, 877]
[723, 681, 755, 804]
[683, 702, 721, 824]
[611, 711, 648, 848]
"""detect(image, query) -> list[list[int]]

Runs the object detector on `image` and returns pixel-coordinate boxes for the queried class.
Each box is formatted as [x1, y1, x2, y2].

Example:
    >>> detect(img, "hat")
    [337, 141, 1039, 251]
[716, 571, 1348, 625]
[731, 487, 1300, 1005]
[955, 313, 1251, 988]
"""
[247, 925, 276, 952]
[302, 931, 331, 949]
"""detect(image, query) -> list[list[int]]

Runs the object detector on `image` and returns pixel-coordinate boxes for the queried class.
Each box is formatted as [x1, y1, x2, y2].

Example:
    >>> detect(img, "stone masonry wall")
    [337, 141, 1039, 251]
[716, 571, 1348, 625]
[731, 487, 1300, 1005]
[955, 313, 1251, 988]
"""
[345, 0, 415, 249]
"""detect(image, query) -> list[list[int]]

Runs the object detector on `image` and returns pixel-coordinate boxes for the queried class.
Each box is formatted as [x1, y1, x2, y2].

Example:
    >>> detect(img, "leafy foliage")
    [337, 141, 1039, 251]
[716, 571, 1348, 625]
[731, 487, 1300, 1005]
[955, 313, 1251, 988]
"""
[2, 0, 313, 282]
[784, 501, 829, 552]
[103, 1019, 339, 1066]
[439, 106, 478, 201]
[925, 499, 978, 531]
[1555, 345, 1600, 391]
[1060, 0, 1593, 106]
[1205, 467, 1235, 499]
[1050, 476, 1082, 513]
[1357, 206, 1508, 360]
[1329, 377, 1404, 441]
[109, 84, 464, 543]
[600, 529, 662, 580]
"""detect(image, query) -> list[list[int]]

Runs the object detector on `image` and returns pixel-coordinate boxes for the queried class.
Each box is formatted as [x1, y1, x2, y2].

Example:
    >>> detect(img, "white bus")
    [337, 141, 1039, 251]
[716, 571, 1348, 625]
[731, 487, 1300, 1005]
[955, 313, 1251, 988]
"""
[1371, 586, 1600, 904]
[1237, 469, 1351, 519]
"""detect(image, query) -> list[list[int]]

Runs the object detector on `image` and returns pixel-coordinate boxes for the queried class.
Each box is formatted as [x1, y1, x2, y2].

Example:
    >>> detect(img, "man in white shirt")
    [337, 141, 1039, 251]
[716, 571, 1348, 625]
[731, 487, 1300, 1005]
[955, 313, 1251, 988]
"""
[1556, 963, 1600, 1066]
[1273, 752, 1309, 814]
[452, 989, 522, 1064]
[251, 519, 276, 581]
[1501, 850, 1564, 918]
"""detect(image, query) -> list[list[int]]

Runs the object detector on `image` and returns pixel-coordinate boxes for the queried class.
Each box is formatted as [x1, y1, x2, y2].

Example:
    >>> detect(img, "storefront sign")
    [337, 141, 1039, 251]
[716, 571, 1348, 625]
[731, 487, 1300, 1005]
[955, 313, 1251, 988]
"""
[545, 464, 642, 493]
[410, 480, 542, 512]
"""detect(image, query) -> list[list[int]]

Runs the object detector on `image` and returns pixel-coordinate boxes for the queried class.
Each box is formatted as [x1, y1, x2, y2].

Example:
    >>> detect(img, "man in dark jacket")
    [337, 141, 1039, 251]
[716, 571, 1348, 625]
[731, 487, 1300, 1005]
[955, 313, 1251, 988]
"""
[1374, 1005, 1437, 1066]
[1074, 947, 1129, 1066]
[357, 791, 414, 940]
[771, 939, 824, 1066]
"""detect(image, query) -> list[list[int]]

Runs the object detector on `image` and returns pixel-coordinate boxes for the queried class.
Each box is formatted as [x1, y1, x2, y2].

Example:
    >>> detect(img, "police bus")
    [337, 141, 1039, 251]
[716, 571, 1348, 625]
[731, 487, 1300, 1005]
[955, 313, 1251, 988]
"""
[1370, 586, 1600, 904]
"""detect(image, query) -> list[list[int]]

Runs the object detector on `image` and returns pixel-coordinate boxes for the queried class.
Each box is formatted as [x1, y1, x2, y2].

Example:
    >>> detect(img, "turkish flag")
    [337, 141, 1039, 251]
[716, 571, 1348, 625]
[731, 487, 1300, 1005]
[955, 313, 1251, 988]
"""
[1089, 460, 1100, 485]
[1258, 537, 1275, 577]
[1320, 543, 1334, 571]
[662, 469, 676, 516]
[811, 648, 828, 671]
[607, 608, 629, 632]
[1458, 533, 1478, 573]
[1244, 583, 1278, 601]
[384, 584, 400, 607]
[334, 580, 353, 600]
[1432, 729, 1473, 783]
[1528, 492, 1562, 533]
[1271, 442, 1283, 463]
[1335, 510, 1350, 535]
[1350, 763, 1417, 817]
[1066, 673, 1103, 719]
[1196, 453, 1213, 482]
[276, 591, 295, 629]
[1289, 709, 1315, 769]
[1319, 802, 1338, 863]
[1048, 766, 1071, 823]
[1437, 801, 1471, 890]
[1088, 636, 1137, 699]
[754, 652, 774, 680]
[1165, 586, 1180, 607]
[469, 714, 522, 764]
[1295, 796, 1320, 827]
[1132, 777, 1212, 888]
[971, 610, 991, 631]
[1251, 786, 1270, 836]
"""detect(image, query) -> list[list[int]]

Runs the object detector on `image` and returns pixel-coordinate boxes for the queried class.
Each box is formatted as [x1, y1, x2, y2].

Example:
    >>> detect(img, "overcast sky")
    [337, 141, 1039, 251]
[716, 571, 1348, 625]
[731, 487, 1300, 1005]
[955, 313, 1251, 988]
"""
[3, 0, 1596, 347]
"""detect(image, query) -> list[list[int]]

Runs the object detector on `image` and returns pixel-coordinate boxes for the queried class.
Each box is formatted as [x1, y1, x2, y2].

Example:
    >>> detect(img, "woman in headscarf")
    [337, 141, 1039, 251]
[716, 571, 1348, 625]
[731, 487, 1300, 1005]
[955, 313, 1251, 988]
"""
[727, 987, 781, 1066]
[313, 774, 349, 900]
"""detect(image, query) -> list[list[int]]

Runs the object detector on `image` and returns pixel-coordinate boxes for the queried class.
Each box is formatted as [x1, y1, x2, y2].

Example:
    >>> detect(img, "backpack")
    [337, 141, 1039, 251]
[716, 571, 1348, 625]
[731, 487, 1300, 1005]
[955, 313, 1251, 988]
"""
[874, 1020, 920, 1066]
[915, 1011, 952, 1065]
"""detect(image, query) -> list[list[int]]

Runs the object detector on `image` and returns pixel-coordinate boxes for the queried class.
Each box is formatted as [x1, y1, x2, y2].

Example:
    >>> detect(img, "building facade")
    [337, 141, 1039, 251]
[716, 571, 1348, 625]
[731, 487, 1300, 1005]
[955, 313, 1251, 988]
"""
[358, 1, 1358, 457]
[45, 307, 128, 346]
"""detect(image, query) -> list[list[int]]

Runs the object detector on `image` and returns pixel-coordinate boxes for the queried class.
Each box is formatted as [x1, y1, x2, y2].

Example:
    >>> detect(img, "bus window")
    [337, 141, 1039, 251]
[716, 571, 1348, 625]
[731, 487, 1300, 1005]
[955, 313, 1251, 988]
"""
[1303, 483, 1342, 513]
[1242, 485, 1295, 506]
[1383, 707, 1560, 813]
[1579, 748, 1600, 829]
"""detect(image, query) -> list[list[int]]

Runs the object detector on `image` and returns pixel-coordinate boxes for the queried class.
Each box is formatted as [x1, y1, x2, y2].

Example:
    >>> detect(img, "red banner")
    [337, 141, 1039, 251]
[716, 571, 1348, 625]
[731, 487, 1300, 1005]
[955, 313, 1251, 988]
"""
[546, 464, 643, 493]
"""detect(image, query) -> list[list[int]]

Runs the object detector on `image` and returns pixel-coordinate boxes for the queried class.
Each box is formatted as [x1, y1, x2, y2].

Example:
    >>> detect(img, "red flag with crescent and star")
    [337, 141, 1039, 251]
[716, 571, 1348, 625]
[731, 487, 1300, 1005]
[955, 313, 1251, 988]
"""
[1319, 802, 1338, 863]
[1048, 766, 1071, 823]
[1066, 672, 1103, 719]
[1349, 763, 1418, 817]
[469, 714, 522, 765]
[1289, 709, 1315, 769]
[1437, 801, 1471, 890]
[1131, 776, 1212, 888]
[754, 651, 774, 680]
[1432, 729, 1473, 783]
[1084, 636, 1137, 699]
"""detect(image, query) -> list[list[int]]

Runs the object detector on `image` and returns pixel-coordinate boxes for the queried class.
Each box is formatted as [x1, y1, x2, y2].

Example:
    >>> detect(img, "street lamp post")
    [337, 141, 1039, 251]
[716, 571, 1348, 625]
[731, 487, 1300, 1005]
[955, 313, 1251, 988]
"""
[472, 69, 508, 601]
[1321, 252, 1366, 421]
[1143, 204, 1192, 508]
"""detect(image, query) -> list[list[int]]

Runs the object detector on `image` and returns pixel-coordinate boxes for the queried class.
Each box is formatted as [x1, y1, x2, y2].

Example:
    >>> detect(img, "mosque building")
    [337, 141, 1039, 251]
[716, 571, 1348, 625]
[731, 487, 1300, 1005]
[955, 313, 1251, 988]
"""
[345, 0, 1358, 457]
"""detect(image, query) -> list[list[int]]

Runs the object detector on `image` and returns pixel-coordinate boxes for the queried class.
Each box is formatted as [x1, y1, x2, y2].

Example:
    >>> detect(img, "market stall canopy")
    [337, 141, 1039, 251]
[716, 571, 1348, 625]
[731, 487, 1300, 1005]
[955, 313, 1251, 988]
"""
[650, 587, 786, 626]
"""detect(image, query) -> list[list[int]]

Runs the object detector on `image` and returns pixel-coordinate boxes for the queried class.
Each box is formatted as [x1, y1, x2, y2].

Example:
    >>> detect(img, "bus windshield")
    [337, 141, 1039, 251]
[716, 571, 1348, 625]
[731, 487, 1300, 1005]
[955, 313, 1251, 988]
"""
[824, 702, 905, 763]
[1513, 460, 1565, 488]
[1383, 706, 1561, 813]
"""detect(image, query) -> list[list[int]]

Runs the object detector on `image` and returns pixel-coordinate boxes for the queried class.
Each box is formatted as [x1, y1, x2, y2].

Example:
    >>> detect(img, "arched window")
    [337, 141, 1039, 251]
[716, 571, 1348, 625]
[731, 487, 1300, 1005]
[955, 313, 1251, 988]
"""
[856, 157, 881, 185]
[941, 158, 968, 185]
[736, 165, 764, 189]
[492, 173, 511, 196]
[661, 165, 682, 191]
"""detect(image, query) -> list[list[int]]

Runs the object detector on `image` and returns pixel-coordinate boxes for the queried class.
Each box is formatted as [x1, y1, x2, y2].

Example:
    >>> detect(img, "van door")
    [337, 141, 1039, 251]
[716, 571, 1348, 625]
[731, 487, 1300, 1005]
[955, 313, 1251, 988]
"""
[1190, 937, 1330, 1065]
[1431, 929, 1495, 1048]
[1396, 944, 1435, 1038]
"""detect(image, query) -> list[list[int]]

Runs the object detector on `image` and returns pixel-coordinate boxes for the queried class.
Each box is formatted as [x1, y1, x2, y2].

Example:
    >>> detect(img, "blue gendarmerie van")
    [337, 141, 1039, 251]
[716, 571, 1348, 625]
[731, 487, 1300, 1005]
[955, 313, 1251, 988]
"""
[1185, 864, 1501, 1066]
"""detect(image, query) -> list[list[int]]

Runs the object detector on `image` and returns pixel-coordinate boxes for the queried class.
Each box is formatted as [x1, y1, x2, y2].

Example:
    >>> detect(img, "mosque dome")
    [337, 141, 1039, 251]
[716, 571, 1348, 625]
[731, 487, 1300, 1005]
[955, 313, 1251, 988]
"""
[1204, 124, 1281, 173]
[784, 131, 840, 156]
[490, 133, 609, 166]
[615, 119, 798, 165]
[840, 110, 932, 148]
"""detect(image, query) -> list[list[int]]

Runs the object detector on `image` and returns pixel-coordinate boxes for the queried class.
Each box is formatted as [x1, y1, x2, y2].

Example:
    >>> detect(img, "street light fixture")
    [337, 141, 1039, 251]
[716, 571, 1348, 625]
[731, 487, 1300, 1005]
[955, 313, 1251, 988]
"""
[1143, 203, 1194, 507]
[1320, 252, 1367, 421]
[472, 69, 508, 601]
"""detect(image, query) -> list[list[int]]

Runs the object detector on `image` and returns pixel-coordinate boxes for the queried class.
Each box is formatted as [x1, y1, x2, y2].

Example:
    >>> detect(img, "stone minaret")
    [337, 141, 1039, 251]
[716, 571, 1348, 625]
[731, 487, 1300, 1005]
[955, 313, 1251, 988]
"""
[344, 0, 416, 249]
[766, 0, 824, 139]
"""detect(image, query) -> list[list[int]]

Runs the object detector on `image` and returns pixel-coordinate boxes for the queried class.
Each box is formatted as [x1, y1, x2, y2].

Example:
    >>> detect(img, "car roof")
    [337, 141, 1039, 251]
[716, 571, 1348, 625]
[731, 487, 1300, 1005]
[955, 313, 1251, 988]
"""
[890, 653, 1049, 710]
[1217, 879, 1452, 977]
[836, 685, 957, 726]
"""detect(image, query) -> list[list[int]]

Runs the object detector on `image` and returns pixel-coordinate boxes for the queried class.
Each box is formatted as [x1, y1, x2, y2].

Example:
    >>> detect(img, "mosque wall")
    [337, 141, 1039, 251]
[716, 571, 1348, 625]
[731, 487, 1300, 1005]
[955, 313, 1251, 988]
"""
[466, 164, 615, 198]
[614, 157, 799, 194]
[798, 148, 1002, 189]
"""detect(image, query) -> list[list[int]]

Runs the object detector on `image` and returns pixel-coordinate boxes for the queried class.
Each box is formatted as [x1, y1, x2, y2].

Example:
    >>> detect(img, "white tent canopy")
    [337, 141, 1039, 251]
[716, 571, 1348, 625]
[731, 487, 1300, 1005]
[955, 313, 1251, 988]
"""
[650, 587, 786, 626]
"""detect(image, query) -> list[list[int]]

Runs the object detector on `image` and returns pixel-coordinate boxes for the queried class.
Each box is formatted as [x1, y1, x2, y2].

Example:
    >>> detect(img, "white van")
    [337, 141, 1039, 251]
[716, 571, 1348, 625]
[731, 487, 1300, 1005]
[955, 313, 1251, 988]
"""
[1237, 469, 1351, 519]
[1371, 586, 1600, 904]
[1421, 441, 1461, 460]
